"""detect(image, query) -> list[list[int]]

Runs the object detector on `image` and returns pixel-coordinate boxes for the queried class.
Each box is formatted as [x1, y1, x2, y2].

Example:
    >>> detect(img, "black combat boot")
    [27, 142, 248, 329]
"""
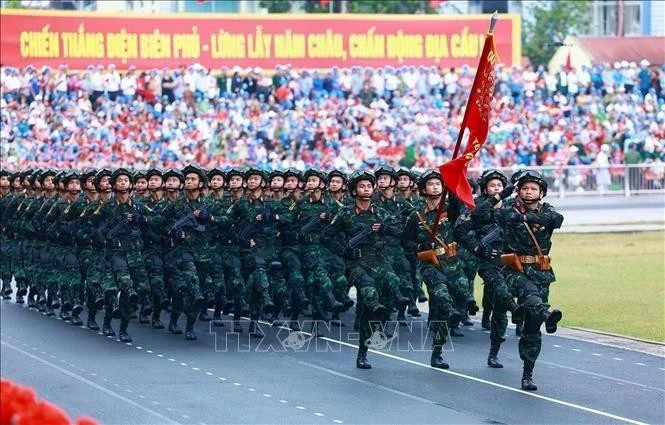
[221, 299, 235, 316]
[199, 305, 212, 321]
[261, 293, 275, 315]
[1, 282, 12, 299]
[325, 292, 345, 314]
[393, 289, 410, 310]
[102, 317, 115, 337]
[126, 288, 139, 305]
[431, 347, 449, 369]
[461, 313, 474, 326]
[27, 288, 38, 309]
[481, 310, 491, 330]
[396, 309, 408, 326]
[168, 315, 183, 334]
[340, 292, 355, 312]
[356, 352, 372, 369]
[544, 309, 562, 334]
[466, 297, 479, 315]
[212, 306, 224, 327]
[521, 362, 537, 391]
[87, 310, 100, 331]
[138, 307, 151, 324]
[417, 286, 428, 303]
[185, 316, 197, 340]
[487, 343, 504, 368]
[119, 320, 132, 343]
[450, 326, 464, 337]
[249, 320, 264, 338]
[151, 312, 164, 329]
[71, 296, 83, 317]
[70, 312, 83, 326]
[407, 299, 420, 317]
[296, 289, 310, 310]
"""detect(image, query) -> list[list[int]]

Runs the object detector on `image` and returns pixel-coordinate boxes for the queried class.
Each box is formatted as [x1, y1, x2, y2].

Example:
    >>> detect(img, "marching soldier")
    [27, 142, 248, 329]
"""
[133, 170, 149, 200]
[473, 170, 563, 390]
[0, 170, 13, 299]
[403, 170, 478, 369]
[329, 170, 399, 369]
[136, 168, 172, 329]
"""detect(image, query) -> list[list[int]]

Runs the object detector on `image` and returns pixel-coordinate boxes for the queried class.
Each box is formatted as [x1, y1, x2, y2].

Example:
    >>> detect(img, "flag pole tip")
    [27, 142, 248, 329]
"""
[489, 11, 499, 32]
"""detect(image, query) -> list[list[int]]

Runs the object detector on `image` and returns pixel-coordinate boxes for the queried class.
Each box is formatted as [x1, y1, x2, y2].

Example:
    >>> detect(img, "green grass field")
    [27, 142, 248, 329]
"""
[474, 231, 665, 342]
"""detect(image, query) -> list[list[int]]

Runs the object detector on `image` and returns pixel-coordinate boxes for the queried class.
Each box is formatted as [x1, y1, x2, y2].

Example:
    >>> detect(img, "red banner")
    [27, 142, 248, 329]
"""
[439, 31, 498, 210]
[0, 9, 520, 70]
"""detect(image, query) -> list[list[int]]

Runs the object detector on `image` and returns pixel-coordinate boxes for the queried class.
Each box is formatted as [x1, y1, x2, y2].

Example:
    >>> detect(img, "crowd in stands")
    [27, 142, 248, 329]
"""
[1, 61, 664, 175]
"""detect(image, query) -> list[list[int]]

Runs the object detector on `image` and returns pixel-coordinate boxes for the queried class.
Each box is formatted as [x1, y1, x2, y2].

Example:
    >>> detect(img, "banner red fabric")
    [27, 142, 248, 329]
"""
[0, 9, 520, 70]
[439, 32, 497, 210]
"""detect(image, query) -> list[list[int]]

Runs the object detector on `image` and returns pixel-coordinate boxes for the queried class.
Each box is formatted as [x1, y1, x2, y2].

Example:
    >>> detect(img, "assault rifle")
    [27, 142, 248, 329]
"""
[347, 226, 373, 250]
[171, 205, 208, 234]
[479, 223, 503, 249]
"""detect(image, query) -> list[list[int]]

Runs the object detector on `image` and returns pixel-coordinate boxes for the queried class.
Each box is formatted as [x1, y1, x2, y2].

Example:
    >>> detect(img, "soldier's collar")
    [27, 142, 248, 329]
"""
[354, 205, 375, 215]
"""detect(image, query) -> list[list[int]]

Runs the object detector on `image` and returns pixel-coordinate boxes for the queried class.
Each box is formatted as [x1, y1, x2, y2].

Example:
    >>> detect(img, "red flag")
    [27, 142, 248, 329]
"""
[320, 0, 331, 6]
[438, 31, 498, 210]
[429, 0, 445, 8]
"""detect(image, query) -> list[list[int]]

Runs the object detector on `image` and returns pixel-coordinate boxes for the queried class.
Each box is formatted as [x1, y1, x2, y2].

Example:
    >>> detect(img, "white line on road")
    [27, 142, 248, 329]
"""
[613, 357, 623, 361]
[635, 363, 645, 366]
[316, 336, 649, 425]
[592, 353, 601, 356]
[572, 349, 581, 352]
[1, 340, 181, 425]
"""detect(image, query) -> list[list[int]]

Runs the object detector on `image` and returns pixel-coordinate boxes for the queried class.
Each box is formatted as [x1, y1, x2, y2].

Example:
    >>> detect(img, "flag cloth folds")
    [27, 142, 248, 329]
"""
[438, 31, 498, 210]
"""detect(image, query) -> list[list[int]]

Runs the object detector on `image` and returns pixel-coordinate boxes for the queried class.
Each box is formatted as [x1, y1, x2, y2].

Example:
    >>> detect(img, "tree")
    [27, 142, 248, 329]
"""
[522, 0, 592, 67]
[259, 0, 292, 13]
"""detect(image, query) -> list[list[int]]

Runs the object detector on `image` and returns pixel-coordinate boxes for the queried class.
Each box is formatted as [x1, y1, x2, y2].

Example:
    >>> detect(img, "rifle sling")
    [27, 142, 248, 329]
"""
[415, 211, 448, 249]
[523, 220, 544, 257]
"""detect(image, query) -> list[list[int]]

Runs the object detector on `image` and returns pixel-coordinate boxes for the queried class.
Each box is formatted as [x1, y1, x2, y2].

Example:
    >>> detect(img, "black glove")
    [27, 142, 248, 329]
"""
[417, 242, 435, 251]
[499, 184, 515, 199]
[198, 209, 211, 222]
[346, 247, 361, 260]
[506, 208, 523, 224]
[260, 211, 274, 223]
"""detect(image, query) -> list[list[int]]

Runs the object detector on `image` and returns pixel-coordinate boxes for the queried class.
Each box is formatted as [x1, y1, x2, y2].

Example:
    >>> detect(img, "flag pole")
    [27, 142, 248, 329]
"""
[429, 11, 498, 241]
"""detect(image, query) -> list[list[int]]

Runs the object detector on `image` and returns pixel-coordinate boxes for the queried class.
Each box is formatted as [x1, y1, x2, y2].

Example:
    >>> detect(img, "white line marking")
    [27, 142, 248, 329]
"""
[151, 401, 160, 405]
[218, 377, 226, 381]
[182, 414, 190, 419]
[263, 394, 272, 398]
[296, 406, 306, 410]
[333, 420, 343, 424]
[553, 344, 561, 348]
[139, 395, 146, 399]
[1, 341, 181, 424]
[592, 353, 601, 356]
[317, 336, 650, 425]
[169, 358, 176, 362]
[180, 363, 188, 366]
[314, 412, 324, 417]
[660, 368, 665, 371]
[248, 388, 256, 392]
[157, 354, 164, 358]
[280, 400, 288, 404]
[635, 363, 645, 366]
[146, 350, 153, 354]
[572, 349, 581, 352]
[192, 367, 200, 371]
[125, 343, 132, 346]
[233, 382, 241, 386]
[205, 372, 213, 376]
[166, 408, 175, 412]
[613, 357, 623, 361]
[136, 346, 143, 350]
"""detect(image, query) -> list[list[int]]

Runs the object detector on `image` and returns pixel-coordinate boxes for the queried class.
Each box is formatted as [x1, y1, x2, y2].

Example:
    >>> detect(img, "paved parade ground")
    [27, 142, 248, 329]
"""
[2, 289, 663, 425]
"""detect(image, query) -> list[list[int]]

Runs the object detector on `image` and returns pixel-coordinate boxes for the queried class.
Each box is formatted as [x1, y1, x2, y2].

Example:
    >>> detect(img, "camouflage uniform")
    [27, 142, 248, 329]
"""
[330, 170, 402, 369]
[0, 170, 14, 299]
[473, 170, 563, 390]
[403, 170, 478, 368]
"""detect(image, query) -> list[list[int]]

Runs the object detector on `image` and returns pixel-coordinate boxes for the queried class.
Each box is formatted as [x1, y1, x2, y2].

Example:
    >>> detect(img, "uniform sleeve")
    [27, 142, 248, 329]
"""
[402, 212, 419, 254]
[524, 203, 564, 230]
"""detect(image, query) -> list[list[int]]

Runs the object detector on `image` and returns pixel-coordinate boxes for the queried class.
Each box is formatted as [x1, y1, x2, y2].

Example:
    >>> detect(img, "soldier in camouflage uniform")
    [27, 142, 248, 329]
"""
[96, 168, 149, 342]
[216, 167, 248, 333]
[330, 170, 402, 369]
[74, 169, 107, 330]
[163, 165, 211, 340]
[373, 166, 416, 325]
[294, 169, 345, 333]
[44, 172, 85, 324]
[456, 178, 481, 328]
[274, 168, 309, 331]
[456, 169, 520, 369]
[11, 169, 35, 304]
[3, 172, 25, 301]
[20, 170, 43, 310]
[404, 170, 479, 369]
[29, 170, 58, 313]
[0, 170, 13, 299]
[135, 168, 172, 329]
[230, 167, 284, 337]
[396, 167, 427, 307]
[269, 170, 285, 200]
[473, 170, 563, 391]
[322, 169, 354, 327]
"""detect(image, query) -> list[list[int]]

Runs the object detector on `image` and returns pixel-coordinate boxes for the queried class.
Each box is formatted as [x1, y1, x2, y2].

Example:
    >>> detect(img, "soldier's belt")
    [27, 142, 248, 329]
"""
[501, 253, 551, 272]
[357, 247, 381, 258]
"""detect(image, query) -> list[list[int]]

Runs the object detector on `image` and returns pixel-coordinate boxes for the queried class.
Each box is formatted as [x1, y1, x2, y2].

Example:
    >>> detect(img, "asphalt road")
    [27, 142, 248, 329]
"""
[2, 290, 663, 425]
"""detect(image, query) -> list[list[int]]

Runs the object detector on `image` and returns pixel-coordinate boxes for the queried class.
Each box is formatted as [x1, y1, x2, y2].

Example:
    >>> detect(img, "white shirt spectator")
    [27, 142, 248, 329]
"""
[121, 74, 137, 96]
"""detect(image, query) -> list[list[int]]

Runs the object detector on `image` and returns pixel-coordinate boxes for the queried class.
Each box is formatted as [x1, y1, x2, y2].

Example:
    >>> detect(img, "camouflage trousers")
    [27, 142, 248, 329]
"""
[478, 266, 512, 345]
[385, 244, 414, 301]
[504, 265, 554, 368]
[79, 247, 108, 313]
[347, 259, 400, 354]
[437, 256, 474, 327]
[165, 249, 204, 331]
[420, 263, 459, 349]
[241, 245, 285, 320]
[301, 244, 335, 318]
[220, 246, 245, 319]
[51, 244, 83, 307]
[321, 246, 349, 304]
[0, 238, 11, 293]
[280, 246, 306, 317]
